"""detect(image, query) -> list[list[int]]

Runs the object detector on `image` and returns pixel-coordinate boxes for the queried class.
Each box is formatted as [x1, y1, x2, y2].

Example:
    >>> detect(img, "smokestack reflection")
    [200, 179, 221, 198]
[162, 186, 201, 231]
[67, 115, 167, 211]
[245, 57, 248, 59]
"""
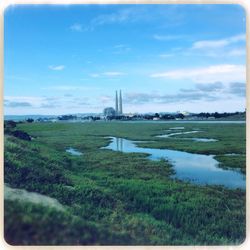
[115, 138, 124, 151]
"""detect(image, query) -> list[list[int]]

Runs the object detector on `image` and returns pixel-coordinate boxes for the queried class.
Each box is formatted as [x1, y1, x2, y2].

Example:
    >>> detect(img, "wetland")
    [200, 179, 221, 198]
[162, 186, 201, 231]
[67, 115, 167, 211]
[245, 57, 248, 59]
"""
[4, 121, 246, 245]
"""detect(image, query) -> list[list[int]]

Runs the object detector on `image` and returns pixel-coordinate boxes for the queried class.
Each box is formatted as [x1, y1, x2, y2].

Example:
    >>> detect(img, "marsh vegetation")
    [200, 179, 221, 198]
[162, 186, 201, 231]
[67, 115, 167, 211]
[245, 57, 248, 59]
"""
[4, 122, 246, 245]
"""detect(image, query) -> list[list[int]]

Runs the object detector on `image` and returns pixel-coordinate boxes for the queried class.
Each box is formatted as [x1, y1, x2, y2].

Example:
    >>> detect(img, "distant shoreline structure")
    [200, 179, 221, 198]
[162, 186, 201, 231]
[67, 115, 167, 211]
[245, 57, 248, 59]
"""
[4, 110, 246, 122]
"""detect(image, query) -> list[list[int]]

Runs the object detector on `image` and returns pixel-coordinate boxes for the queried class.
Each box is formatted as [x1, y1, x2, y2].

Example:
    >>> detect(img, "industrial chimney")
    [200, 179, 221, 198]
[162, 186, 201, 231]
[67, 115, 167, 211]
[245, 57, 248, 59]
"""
[115, 90, 118, 115]
[119, 90, 123, 115]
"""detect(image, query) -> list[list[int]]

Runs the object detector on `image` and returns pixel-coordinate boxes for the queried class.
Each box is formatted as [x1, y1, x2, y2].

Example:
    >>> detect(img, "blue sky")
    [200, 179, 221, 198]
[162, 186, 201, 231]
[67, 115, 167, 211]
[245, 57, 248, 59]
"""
[4, 4, 246, 115]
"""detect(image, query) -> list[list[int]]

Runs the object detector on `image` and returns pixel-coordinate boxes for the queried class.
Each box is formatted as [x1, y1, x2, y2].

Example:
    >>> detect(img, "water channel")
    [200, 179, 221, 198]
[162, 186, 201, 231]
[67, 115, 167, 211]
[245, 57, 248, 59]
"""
[156, 131, 201, 138]
[102, 137, 245, 189]
[66, 147, 83, 156]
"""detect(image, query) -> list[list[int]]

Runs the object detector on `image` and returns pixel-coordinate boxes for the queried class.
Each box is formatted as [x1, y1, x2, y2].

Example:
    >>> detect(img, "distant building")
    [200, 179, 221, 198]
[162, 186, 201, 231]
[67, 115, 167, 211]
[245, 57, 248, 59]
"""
[104, 90, 123, 118]
[119, 90, 123, 115]
[115, 90, 123, 115]
[103, 107, 116, 117]
[115, 91, 119, 115]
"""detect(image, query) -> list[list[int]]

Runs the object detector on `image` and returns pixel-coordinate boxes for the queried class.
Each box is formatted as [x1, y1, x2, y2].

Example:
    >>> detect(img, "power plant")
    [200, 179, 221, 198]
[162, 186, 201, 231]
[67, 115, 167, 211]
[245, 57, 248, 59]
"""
[103, 90, 123, 117]
[115, 90, 123, 115]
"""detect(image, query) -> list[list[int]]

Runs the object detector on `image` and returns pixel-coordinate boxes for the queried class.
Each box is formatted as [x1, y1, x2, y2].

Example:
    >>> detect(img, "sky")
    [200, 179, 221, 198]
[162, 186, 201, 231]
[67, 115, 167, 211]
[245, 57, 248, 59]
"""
[4, 4, 246, 115]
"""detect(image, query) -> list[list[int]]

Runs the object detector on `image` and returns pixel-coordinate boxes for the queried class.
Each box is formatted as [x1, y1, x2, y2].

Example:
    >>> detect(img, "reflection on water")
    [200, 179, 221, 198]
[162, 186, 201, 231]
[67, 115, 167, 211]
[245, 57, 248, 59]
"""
[156, 131, 201, 138]
[224, 153, 241, 156]
[115, 137, 124, 151]
[156, 131, 218, 142]
[169, 127, 185, 130]
[102, 137, 245, 189]
[187, 138, 218, 142]
[66, 147, 82, 156]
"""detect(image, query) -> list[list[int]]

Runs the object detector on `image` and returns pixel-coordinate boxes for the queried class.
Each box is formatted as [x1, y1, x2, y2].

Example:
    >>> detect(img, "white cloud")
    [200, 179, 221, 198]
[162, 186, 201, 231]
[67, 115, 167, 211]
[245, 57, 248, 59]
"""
[227, 48, 246, 56]
[49, 65, 65, 71]
[114, 44, 127, 49]
[5, 96, 45, 107]
[89, 73, 100, 78]
[4, 95, 92, 112]
[79, 6, 183, 32]
[153, 34, 184, 41]
[159, 53, 174, 58]
[113, 44, 131, 54]
[103, 71, 124, 77]
[70, 23, 83, 32]
[229, 34, 245, 43]
[192, 40, 229, 49]
[162, 34, 246, 59]
[41, 86, 101, 91]
[150, 64, 246, 83]
[192, 34, 245, 50]
[99, 95, 113, 103]
[91, 8, 146, 27]
[89, 72, 125, 78]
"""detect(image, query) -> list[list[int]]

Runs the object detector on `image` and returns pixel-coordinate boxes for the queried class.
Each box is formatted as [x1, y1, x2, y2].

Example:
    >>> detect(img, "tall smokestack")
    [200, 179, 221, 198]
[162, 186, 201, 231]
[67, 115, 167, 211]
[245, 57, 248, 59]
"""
[115, 90, 118, 115]
[119, 90, 123, 115]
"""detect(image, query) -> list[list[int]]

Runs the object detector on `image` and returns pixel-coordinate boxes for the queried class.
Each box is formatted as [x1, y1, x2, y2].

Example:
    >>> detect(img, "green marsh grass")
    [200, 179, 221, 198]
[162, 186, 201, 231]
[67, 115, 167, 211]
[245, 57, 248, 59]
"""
[4, 122, 246, 245]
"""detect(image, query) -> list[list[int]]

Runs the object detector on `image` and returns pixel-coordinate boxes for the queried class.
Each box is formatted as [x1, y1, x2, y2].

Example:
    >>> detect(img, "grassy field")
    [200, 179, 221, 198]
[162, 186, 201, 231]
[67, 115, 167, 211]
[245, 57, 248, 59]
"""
[4, 121, 246, 245]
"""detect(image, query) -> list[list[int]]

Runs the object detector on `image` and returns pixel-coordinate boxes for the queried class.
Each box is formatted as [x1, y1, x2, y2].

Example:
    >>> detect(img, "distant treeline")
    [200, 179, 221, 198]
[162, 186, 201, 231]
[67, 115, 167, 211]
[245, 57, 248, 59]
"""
[196, 111, 245, 119]
[102, 111, 246, 121]
[58, 115, 101, 121]
[5, 111, 246, 123]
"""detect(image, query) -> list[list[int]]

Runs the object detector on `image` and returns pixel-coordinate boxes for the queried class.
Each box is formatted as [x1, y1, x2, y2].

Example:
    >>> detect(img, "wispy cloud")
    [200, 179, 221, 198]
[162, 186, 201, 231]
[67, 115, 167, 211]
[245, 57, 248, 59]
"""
[124, 81, 245, 105]
[99, 95, 113, 104]
[4, 100, 33, 108]
[103, 71, 124, 77]
[4, 96, 46, 108]
[124, 91, 219, 105]
[114, 44, 127, 49]
[159, 53, 174, 58]
[73, 6, 183, 32]
[89, 73, 100, 78]
[90, 8, 147, 27]
[113, 44, 131, 54]
[153, 34, 184, 41]
[192, 40, 228, 49]
[228, 82, 245, 97]
[181, 81, 245, 98]
[192, 34, 245, 49]
[195, 82, 224, 92]
[89, 72, 125, 78]
[150, 64, 245, 83]
[4, 95, 91, 110]
[40, 103, 60, 109]
[227, 48, 246, 56]
[41, 85, 101, 91]
[180, 82, 224, 93]
[71, 8, 144, 32]
[70, 23, 84, 32]
[161, 34, 246, 59]
[49, 65, 65, 71]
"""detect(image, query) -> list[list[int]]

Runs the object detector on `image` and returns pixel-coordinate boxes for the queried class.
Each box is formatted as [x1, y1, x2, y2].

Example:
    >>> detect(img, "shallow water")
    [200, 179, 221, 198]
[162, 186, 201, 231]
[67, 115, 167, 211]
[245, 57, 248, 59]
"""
[156, 130, 218, 142]
[156, 131, 200, 138]
[188, 138, 218, 142]
[224, 153, 241, 156]
[102, 137, 245, 189]
[169, 127, 185, 130]
[66, 147, 82, 156]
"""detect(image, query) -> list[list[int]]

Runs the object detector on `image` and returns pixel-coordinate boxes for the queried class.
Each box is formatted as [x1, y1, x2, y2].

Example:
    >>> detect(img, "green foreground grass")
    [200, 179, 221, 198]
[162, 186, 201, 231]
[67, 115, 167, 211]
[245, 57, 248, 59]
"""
[4, 122, 246, 245]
